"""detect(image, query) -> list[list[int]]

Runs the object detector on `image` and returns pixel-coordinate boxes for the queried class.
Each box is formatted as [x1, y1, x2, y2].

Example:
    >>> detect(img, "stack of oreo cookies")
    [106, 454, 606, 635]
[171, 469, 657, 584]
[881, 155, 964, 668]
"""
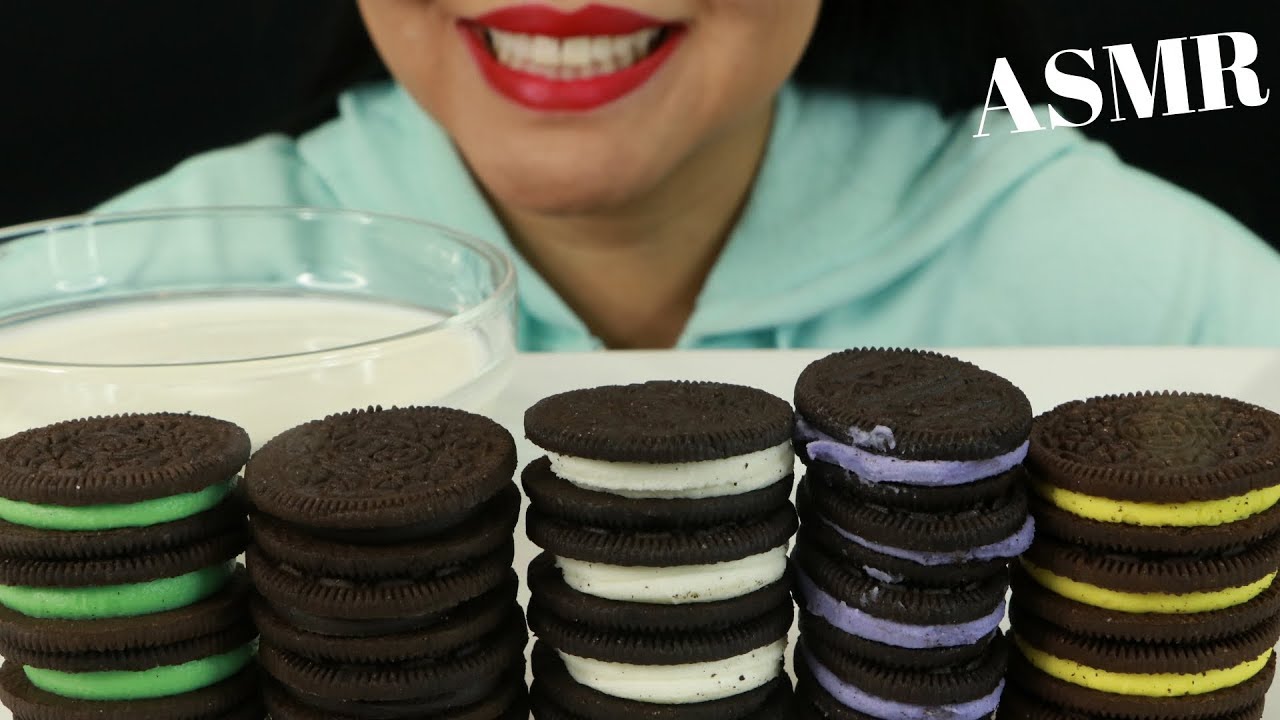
[1002, 392, 1280, 719]
[521, 381, 798, 719]
[243, 406, 528, 719]
[0, 413, 259, 719]
[790, 349, 1036, 719]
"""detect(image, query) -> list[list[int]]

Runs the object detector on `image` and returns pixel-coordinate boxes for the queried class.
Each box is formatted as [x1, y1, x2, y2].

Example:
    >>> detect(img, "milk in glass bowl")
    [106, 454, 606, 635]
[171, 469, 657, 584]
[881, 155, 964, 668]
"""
[0, 207, 516, 448]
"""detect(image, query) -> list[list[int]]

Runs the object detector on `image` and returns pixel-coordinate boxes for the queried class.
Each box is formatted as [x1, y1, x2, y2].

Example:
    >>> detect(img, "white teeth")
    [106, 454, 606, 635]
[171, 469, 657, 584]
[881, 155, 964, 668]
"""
[614, 41, 636, 68]
[561, 37, 592, 66]
[486, 27, 664, 79]
[531, 35, 560, 65]
[631, 32, 650, 56]
[590, 36, 614, 64]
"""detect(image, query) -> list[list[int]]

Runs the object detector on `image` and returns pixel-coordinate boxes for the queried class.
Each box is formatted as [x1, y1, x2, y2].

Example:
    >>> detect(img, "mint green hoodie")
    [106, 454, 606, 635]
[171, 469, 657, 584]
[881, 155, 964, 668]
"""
[90, 81, 1280, 349]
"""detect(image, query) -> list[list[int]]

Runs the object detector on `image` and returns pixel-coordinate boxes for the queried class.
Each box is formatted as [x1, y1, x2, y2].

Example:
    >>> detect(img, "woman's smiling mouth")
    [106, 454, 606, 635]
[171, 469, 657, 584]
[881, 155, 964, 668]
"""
[460, 4, 685, 111]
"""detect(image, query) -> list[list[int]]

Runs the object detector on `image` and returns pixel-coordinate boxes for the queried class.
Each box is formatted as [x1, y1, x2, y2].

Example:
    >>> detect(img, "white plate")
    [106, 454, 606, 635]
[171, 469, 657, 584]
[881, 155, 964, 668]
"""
[4, 347, 1280, 718]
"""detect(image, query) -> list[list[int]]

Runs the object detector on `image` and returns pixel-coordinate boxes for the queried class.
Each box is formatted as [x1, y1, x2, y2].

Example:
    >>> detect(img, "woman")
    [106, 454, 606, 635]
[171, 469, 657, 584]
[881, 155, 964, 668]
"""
[99, 1, 1280, 349]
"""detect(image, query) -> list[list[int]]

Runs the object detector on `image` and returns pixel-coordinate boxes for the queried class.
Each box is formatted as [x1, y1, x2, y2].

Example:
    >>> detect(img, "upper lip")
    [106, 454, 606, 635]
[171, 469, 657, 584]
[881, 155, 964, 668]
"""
[470, 3, 671, 36]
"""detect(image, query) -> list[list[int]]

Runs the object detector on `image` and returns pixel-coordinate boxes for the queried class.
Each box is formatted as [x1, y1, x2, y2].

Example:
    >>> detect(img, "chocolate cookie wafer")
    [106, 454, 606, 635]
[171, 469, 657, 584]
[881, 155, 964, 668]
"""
[526, 380, 794, 464]
[0, 413, 249, 508]
[245, 405, 516, 533]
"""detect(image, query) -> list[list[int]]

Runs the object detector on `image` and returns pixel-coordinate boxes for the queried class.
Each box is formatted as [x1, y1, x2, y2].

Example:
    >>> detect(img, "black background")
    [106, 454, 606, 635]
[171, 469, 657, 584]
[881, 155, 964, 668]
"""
[0, 1, 1274, 246]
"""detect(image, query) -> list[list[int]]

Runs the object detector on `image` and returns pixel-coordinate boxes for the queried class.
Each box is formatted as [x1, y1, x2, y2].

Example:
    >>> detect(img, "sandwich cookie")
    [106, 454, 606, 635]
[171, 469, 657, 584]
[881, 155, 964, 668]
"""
[1018, 533, 1280, 642]
[792, 348, 1032, 472]
[1026, 392, 1280, 555]
[795, 635, 1008, 720]
[526, 553, 792, 634]
[528, 603, 792, 707]
[529, 642, 793, 720]
[258, 610, 528, 718]
[792, 349, 1033, 524]
[244, 405, 517, 536]
[247, 484, 521, 625]
[797, 475, 1032, 586]
[1008, 610, 1278, 719]
[791, 543, 1006, 669]
[1009, 562, 1280, 644]
[523, 381, 799, 717]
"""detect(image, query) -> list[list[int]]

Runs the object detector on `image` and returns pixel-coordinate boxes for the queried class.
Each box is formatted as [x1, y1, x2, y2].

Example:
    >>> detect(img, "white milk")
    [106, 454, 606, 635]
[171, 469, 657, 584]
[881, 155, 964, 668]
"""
[0, 294, 511, 447]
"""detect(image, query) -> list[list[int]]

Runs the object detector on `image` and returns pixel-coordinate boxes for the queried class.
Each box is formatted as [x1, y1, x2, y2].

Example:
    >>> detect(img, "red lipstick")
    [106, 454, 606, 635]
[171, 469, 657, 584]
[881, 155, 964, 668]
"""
[476, 4, 662, 36]
[460, 3, 685, 112]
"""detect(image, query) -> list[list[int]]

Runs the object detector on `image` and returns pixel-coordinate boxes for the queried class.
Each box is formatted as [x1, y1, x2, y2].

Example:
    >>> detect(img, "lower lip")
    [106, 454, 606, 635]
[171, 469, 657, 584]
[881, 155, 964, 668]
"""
[460, 24, 684, 112]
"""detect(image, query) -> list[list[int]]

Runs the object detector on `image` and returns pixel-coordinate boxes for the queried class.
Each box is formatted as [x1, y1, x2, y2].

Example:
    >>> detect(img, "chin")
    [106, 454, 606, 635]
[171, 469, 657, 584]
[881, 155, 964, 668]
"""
[478, 162, 655, 217]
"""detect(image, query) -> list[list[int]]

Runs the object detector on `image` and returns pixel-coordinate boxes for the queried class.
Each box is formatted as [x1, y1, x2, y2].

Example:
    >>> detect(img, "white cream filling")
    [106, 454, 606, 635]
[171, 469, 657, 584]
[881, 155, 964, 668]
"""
[560, 639, 787, 704]
[556, 546, 788, 604]
[548, 442, 793, 499]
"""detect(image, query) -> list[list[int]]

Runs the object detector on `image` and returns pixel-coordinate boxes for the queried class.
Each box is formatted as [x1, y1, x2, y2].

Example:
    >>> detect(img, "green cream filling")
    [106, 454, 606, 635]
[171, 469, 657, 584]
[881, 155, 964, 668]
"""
[0, 482, 231, 531]
[23, 643, 255, 701]
[0, 563, 233, 619]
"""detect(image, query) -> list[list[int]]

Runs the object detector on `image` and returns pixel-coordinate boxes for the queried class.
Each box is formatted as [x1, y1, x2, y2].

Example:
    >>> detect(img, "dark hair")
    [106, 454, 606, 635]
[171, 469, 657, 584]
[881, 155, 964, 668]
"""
[794, 0, 1050, 114]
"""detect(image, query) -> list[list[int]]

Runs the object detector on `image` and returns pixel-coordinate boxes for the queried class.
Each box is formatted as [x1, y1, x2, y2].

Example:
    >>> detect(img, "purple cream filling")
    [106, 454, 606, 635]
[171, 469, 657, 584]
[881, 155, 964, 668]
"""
[804, 648, 1004, 720]
[796, 416, 1028, 487]
[825, 516, 1036, 567]
[796, 570, 1004, 649]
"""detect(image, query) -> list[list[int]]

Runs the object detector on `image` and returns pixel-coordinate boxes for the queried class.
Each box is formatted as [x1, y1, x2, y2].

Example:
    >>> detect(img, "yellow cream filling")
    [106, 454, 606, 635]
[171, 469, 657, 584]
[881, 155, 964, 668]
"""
[1032, 479, 1280, 528]
[1015, 635, 1272, 697]
[1023, 561, 1275, 614]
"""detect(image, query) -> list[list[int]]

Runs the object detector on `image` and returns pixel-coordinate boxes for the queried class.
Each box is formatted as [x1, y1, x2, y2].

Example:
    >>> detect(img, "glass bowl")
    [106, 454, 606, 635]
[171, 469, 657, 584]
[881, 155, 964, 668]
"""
[0, 206, 516, 448]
